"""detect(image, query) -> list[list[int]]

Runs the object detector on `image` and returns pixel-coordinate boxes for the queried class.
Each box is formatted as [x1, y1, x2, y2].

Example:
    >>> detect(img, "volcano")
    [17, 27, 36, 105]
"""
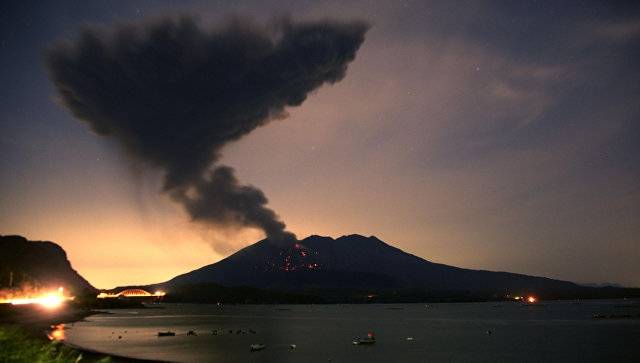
[162, 234, 581, 296]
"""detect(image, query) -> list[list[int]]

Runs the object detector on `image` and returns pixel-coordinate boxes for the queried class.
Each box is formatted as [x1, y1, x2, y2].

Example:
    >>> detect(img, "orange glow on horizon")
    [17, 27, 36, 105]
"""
[527, 296, 537, 303]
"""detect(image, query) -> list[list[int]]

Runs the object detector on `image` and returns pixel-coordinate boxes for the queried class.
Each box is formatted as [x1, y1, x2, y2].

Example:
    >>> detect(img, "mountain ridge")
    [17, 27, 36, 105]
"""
[162, 234, 581, 294]
[0, 235, 95, 294]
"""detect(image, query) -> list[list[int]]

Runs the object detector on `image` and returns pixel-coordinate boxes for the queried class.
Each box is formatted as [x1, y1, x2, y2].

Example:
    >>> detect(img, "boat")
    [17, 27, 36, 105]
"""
[157, 331, 176, 337]
[250, 344, 267, 352]
[353, 337, 376, 345]
[353, 332, 376, 345]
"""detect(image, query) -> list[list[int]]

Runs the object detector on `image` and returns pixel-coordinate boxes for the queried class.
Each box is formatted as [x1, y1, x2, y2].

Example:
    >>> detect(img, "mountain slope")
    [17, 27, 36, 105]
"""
[0, 235, 95, 294]
[164, 234, 580, 293]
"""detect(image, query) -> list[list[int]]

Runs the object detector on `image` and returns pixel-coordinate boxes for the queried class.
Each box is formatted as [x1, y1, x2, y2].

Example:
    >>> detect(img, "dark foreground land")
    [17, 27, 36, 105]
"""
[0, 325, 107, 363]
[0, 304, 162, 363]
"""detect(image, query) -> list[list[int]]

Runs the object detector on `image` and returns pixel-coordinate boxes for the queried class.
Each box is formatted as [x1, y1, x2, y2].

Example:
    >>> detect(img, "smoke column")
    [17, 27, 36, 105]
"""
[45, 16, 368, 246]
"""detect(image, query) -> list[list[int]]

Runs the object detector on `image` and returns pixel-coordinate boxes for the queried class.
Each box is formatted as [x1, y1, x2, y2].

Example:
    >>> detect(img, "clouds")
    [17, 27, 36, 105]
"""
[45, 15, 368, 246]
[596, 20, 640, 41]
[223, 2, 639, 284]
[1, 0, 636, 287]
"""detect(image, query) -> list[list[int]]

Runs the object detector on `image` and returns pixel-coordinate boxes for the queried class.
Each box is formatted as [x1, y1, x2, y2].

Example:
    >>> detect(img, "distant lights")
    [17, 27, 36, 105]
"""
[97, 289, 166, 299]
[512, 295, 538, 303]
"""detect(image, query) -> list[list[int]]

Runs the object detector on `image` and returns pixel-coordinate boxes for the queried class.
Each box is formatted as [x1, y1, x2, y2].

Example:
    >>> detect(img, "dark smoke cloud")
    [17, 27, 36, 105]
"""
[44, 16, 368, 245]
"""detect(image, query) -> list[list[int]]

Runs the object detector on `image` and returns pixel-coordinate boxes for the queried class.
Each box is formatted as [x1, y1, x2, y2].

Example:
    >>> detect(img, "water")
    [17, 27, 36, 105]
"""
[64, 300, 640, 362]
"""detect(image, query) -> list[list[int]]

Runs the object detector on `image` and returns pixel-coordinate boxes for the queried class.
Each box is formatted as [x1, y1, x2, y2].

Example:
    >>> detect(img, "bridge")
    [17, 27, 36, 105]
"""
[97, 289, 166, 299]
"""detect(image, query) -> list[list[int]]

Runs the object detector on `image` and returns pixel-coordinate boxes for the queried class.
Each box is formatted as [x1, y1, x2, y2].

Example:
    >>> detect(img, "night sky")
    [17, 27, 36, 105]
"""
[1, 1, 639, 288]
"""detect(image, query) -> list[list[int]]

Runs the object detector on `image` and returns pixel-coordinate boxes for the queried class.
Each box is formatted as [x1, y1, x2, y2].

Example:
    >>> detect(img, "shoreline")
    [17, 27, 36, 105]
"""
[4, 299, 637, 362]
[45, 300, 640, 362]
[57, 308, 172, 362]
[0, 303, 167, 363]
[63, 340, 170, 363]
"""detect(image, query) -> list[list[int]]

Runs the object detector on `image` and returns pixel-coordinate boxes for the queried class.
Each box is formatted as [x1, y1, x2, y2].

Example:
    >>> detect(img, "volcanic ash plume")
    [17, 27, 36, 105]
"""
[44, 16, 368, 246]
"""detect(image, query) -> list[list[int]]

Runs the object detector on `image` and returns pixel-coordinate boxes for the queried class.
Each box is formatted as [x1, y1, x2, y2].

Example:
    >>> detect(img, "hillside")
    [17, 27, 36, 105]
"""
[0, 235, 95, 294]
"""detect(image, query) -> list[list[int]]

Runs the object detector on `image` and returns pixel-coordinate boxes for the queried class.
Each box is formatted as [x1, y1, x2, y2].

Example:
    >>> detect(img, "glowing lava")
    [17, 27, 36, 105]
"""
[272, 243, 323, 272]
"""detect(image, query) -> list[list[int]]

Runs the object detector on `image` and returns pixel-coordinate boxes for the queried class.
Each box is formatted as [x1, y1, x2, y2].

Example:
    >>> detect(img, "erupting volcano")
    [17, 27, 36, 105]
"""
[159, 234, 583, 294]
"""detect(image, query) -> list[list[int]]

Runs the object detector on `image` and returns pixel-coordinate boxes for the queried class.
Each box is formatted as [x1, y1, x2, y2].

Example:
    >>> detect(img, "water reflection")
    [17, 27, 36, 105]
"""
[64, 302, 640, 363]
[48, 323, 65, 341]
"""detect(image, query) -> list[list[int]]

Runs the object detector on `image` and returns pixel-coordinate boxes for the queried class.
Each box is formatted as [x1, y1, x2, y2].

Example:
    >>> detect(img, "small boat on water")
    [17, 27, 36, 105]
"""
[157, 331, 176, 337]
[250, 344, 267, 352]
[353, 332, 376, 345]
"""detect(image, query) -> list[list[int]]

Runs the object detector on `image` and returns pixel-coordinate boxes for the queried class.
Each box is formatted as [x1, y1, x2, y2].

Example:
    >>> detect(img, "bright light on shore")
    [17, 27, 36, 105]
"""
[527, 296, 537, 303]
[1, 287, 72, 309]
[10, 293, 64, 308]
